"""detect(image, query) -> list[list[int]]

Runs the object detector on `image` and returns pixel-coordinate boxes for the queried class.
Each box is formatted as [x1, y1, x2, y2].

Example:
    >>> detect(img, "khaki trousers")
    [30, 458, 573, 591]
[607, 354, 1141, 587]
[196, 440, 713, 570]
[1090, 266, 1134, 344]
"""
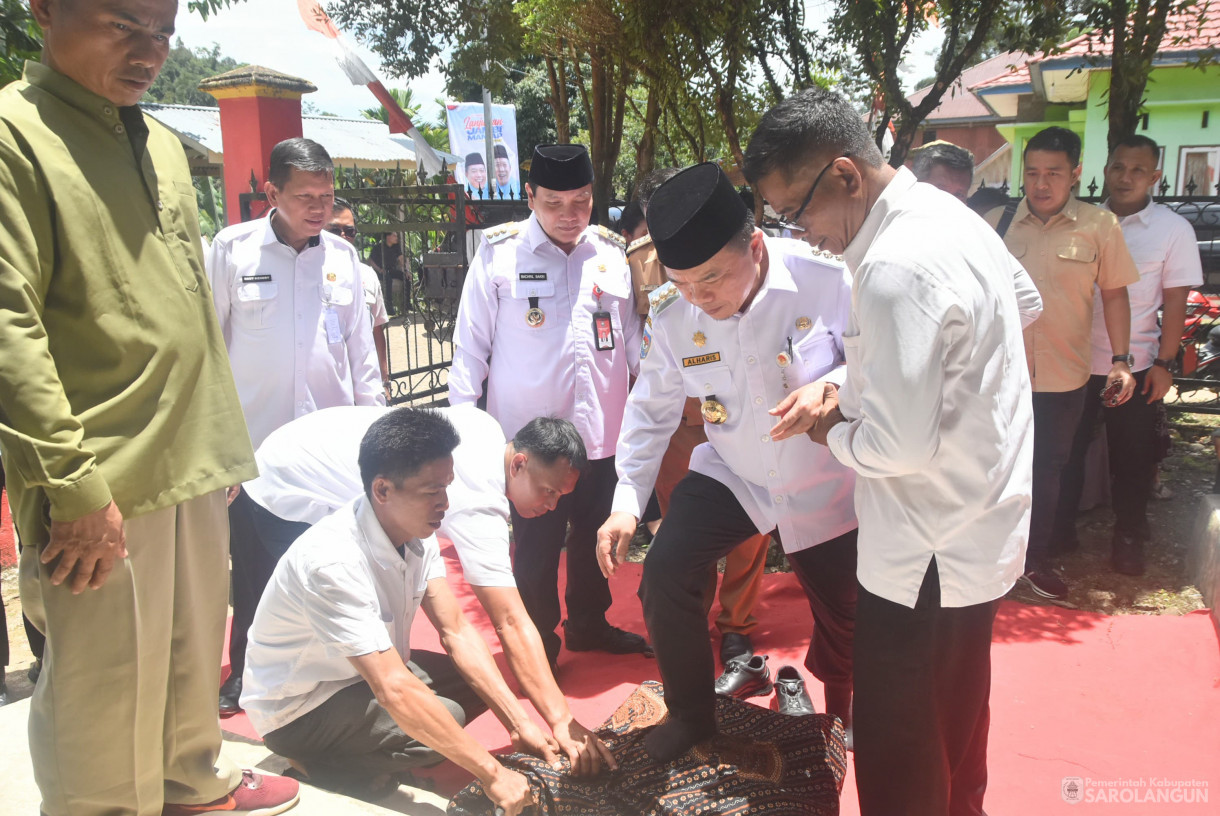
[654, 419, 770, 636]
[19, 490, 240, 816]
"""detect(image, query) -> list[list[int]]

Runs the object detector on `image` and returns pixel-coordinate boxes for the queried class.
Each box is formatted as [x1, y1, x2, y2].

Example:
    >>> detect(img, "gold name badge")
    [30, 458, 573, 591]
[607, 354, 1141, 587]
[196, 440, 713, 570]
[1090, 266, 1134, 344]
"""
[682, 352, 722, 368]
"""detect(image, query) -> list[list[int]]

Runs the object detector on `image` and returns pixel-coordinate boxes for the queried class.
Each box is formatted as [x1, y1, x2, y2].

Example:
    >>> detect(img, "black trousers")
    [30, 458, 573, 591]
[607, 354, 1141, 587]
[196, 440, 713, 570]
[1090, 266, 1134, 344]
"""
[263, 649, 486, 788]
[510, 456, 617, 662]
[1056, 369, 1157, 542]
[853, 558, 999, 816]
[638, 471, 857, 728]
[1027, 386, 1087, 569]
[227, 491, 312, 677]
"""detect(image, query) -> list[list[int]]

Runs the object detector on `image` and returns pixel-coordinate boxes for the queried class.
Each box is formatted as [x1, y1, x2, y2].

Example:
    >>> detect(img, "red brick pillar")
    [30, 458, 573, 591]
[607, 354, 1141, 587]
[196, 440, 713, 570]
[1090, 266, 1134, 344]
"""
[198, 66, 317, 225]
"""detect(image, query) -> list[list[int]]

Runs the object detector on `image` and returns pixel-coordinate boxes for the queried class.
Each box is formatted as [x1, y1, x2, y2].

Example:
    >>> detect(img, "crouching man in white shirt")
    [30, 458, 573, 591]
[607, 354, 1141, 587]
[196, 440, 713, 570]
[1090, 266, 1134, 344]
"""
[241, 405, 615, 785]
[240, 409, 574, 810]
[746, 88, 1038, 816]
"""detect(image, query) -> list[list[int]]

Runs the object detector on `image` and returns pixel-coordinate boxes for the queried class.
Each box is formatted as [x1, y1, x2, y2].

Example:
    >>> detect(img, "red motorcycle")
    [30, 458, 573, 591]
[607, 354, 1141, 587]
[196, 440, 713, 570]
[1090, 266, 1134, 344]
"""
[1179, 289, 1220, 385]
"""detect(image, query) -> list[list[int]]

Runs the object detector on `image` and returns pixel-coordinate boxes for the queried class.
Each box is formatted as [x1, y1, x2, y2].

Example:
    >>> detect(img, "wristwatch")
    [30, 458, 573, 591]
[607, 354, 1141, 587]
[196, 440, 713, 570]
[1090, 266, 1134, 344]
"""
[1153, 357, 1174, 371]
[1111, 353, 1134, 366]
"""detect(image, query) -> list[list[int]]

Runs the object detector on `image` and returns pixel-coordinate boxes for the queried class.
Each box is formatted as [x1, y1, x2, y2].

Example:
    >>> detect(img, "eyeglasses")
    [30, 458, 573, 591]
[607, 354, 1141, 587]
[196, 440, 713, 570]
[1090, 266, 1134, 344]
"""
[774, 155, 850, 233]
[326, 225, 358, 239]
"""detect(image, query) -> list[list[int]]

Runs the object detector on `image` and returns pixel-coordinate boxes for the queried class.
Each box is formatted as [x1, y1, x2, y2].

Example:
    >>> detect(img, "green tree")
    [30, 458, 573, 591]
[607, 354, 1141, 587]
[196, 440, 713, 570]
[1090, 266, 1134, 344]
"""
[1, 0, 42, 88]
[146, 39, 240, 106]
[829, 0, 1068, 167]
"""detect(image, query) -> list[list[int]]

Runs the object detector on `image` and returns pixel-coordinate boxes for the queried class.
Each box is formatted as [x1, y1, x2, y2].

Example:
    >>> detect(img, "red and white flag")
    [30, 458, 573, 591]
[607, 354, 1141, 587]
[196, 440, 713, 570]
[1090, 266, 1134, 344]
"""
[297, 0, 444, 176]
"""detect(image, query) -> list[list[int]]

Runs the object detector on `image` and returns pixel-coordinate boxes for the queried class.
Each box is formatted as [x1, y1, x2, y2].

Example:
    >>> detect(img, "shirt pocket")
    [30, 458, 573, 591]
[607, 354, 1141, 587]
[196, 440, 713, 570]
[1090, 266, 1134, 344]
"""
[793, 322, 838, 382]
[321, 283, 355, 307]
[1054, 240, 1099, 297]
[1056, 241, 1098, 264]
[507, 278, 558, 332]
[681, 363, 735, 424]
[234, 281, 280, 330]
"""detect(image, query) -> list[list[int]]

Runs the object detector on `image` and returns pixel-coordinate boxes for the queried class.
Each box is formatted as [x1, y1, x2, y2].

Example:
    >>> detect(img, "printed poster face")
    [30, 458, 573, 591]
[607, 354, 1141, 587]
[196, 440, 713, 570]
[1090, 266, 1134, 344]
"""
[447, 102, 521, 197]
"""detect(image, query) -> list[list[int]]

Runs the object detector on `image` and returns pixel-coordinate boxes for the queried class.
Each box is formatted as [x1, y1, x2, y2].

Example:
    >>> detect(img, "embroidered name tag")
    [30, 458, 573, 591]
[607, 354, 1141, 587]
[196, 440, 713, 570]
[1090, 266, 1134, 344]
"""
[682, 352, 722, 367]
[241, 274, 273, 283]
[518, 272, 548, 281]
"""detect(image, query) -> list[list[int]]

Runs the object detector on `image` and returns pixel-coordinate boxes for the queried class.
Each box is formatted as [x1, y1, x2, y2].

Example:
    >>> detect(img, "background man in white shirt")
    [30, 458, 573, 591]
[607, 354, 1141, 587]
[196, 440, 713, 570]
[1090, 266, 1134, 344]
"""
[241, 408, 545, 812]
[450, 144, 649, 666]
[597, 163, 859, 762]
[209, 137, 385, 713]
[1055, 135, 1203, 575]
[746, 88, 1038, 816]
[239, 405, 615, 775]
[327, 198, 391, 389]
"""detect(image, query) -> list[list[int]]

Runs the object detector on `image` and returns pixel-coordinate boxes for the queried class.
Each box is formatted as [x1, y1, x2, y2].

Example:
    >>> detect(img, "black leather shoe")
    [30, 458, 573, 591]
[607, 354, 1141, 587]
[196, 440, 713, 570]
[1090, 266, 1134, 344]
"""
[714, 654, 772, 699]
[219, 673, 243, 716]
[773, 666, 815, 716]
[563, 620, 654, 656]
[719, 632, 754, 666]
[1111, 532, 1146, 576]
[27, 658, 41, 685]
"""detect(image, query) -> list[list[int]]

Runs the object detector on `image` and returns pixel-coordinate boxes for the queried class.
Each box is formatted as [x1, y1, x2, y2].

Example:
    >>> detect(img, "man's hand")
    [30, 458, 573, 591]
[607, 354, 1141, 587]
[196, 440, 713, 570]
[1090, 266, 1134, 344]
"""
[43, 501, 127, 594]
[226, 484, 241, 507]
[1144, 364, 1173, 403]
[596, 512, 637, 579]
[809, 403, 847, 447]
[551, 716, 617, 776]
[510, 719, 562, 770]
[1106, 363, 1137, 407]
[482, 765, 535, 816]
[768, 381, 838, 441]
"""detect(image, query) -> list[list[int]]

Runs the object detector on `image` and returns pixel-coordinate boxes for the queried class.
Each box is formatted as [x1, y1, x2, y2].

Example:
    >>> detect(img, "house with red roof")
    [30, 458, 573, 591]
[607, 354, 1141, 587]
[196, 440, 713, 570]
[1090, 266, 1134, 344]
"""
[972, 3, 1220, 195]
[906, 50, 1035, 188]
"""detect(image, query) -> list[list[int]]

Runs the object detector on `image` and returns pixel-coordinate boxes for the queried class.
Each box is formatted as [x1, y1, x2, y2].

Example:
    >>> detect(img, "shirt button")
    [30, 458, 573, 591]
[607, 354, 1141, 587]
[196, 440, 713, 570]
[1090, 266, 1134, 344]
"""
[102, 106, 113, 116]
[747, 356, 756, 364]
[769, 470, 777, 477]
[774, 495, 784, 504]
[754, 396, 763, 405]
[114, 123, 125, 134]
[760, 434, 769, 443]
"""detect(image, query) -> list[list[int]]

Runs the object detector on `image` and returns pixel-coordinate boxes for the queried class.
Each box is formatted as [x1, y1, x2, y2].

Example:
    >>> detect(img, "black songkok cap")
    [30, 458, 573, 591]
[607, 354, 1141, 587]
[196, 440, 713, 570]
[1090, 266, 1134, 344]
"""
[528, 144, 594, 191]
[465, 152, 485, 167]
[494, 143, 510, 159]
[647, 162, 747, 270]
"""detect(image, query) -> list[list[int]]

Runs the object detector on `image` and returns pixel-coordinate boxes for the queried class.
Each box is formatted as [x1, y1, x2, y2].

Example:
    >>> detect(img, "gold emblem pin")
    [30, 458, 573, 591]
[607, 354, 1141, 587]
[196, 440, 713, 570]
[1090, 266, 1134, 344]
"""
[693, 331, 707, 348]
[701, 398, 728, 425]
[796, 316, 812, 330]
[526, 307, 546, 327]
[326, 272, 337, 282]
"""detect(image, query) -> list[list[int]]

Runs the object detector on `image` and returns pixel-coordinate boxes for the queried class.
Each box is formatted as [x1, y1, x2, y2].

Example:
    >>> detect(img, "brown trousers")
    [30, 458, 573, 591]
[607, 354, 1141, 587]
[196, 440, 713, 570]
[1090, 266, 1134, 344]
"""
[653, 417, 770, 636]
[18, 490, 240, 816]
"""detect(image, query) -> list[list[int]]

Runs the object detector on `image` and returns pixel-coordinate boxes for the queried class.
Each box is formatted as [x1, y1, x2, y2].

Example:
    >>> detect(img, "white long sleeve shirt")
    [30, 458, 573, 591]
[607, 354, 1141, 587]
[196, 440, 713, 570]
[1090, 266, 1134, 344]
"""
[612, 238, 857, 554]
[242, 405, 516, 588]
[209, 214, 384, 448]
[827, 171, 1039, 608]
[449, 215, 642, 459]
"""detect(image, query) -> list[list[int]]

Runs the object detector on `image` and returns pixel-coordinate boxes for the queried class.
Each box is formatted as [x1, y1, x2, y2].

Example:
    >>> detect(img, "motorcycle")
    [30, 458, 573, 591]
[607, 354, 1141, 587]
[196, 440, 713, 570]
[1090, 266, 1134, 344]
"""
[1177, 289, 1220, 384]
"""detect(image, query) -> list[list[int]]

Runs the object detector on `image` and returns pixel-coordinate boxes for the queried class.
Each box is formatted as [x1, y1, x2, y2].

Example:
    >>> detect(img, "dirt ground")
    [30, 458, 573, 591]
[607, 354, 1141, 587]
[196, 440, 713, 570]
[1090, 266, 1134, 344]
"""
[4, 411, 1216, 706]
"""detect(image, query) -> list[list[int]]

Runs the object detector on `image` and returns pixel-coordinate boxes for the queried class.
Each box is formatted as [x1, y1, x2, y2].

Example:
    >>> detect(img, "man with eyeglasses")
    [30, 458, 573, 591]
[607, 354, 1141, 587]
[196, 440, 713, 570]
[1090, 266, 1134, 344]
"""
[208, 137, 384, 715]
[327, 199, 391, 392]
[744, 88, 1039, 816]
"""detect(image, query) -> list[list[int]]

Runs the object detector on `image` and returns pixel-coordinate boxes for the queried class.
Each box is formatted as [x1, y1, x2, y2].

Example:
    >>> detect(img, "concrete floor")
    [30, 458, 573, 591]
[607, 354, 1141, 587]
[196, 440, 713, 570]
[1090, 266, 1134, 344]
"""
[0, 697, 451, 816]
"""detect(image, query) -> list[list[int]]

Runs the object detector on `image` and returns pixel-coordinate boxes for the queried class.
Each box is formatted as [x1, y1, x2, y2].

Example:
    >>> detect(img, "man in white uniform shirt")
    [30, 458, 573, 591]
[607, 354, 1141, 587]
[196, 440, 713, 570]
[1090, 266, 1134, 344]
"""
[450, 144, 649, 666]
[1056, 135, 1203, 575]
[239, 409, 540, 812]
[746, 88, 1039, 816]
[597, 163, 859, 762]
[240, 405, 615, 775]
[209, 137, 384, 713]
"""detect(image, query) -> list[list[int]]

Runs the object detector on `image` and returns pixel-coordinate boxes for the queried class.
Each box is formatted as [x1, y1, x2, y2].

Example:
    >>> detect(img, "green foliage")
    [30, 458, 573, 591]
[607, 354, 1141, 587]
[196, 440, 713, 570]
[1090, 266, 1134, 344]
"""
[146, 39, 240, 106]
[1, 0, 42, 89]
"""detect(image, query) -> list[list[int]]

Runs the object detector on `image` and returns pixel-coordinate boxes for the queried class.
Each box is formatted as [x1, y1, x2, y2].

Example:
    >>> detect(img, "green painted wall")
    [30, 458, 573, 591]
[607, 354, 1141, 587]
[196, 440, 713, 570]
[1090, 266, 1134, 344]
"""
[1004, 64, 1220, 196]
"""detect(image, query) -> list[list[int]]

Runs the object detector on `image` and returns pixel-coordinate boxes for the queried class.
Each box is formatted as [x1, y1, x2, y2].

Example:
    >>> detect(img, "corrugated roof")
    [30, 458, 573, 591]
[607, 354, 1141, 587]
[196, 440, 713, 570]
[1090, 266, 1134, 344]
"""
[140, 103, 460, 167]
[973, 0, 1219, 92]
[906, 51, 1033, 120]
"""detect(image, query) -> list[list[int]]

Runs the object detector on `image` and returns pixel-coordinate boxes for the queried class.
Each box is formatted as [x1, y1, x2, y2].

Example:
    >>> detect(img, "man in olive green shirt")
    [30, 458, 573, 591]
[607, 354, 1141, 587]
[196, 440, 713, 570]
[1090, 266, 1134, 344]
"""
[0, 1, 296, 814]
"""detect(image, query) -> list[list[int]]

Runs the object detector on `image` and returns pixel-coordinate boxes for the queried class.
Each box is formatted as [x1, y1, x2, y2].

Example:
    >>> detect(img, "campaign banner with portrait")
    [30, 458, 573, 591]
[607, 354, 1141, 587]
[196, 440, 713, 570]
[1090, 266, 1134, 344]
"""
[446, 102, 521, 198]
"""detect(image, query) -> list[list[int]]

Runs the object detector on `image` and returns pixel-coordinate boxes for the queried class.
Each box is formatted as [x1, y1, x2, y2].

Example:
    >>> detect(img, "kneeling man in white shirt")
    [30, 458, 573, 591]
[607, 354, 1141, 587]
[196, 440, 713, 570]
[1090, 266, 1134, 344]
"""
[240, 408, 573, 811]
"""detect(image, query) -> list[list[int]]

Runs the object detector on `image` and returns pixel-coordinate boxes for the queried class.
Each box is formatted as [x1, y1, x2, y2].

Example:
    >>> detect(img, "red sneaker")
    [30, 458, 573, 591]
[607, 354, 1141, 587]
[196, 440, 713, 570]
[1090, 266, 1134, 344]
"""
[163, 770, 300, 816]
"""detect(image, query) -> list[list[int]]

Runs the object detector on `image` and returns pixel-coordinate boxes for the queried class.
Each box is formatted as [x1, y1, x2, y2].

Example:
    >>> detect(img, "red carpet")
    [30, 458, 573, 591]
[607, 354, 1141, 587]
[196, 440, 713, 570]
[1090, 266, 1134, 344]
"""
[221, 539, 1220, 814]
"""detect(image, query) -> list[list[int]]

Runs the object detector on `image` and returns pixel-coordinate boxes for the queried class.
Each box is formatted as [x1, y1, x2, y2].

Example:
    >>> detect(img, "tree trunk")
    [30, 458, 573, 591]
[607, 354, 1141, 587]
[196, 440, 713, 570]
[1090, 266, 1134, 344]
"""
[588, 48, 613, 224]
[633, 81, 661, 191]
[544, 53, 572, 144]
